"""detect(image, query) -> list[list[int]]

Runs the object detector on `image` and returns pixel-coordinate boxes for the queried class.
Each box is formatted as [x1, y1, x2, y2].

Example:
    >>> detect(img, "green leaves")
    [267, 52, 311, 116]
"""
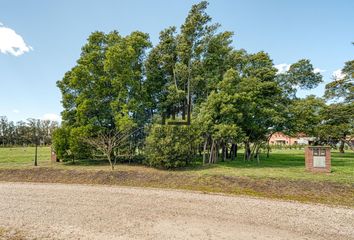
[57, 30, 151, 132]
[325, 60, 354, 103]
[276, 59, 323, 98]
[56, 1, 347, 164]
[287, 95, 326, 137]
[145, 124, 196, 168]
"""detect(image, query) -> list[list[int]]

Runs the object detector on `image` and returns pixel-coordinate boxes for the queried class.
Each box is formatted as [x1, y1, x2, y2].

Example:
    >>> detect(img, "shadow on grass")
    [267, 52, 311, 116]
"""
[181, 152, 306, 171]
[60, 151, 353, 172]
[63, 159, 110, 166]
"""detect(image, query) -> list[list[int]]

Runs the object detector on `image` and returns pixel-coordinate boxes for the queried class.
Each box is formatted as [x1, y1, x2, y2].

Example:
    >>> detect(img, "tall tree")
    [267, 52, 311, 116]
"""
[56, 30, 151, 163]
[322, 44, 354, 152]
[276, 59, 323, 99]
[317, 103, 354, 152]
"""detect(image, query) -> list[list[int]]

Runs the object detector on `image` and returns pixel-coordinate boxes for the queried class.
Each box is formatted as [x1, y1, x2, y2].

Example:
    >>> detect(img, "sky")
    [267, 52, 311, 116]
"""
[0, 0, 353, 122]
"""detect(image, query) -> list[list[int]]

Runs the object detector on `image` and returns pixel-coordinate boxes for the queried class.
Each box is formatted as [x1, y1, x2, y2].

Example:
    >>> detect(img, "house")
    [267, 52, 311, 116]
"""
[269, 132, 314, 145]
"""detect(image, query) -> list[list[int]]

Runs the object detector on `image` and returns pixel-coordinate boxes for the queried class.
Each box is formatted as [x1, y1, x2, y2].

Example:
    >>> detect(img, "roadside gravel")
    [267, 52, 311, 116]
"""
[0, 182, 353, 240]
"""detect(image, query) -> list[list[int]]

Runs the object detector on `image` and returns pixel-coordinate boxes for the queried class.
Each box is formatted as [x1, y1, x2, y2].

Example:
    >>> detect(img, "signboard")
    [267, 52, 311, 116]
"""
[313, 156, 326, 168]
[305, 146, 331, 173]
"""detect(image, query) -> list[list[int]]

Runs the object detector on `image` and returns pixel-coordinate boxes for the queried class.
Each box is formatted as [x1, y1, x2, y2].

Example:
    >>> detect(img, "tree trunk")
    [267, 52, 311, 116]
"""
[107, 155, 114, 170]
[209, 139, 215, 164]
[244, 142, 251, 161]
[236, 144, 238, 159]
[231, 143, 237, 160]
[221, 141, 225, 162]
[255, 145, 260, 164]
[203, 138, 208, 165]
[172, 107, 176, 120]
[182, 99, 186, 120]
[339, 140, 345, 153]
[215, 141, 219, 163]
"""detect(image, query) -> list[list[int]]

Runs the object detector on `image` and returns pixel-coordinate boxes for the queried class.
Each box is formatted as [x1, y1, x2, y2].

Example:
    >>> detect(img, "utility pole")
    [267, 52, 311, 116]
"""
[34, 122, 38, 166]
[34, 142, 38, 166]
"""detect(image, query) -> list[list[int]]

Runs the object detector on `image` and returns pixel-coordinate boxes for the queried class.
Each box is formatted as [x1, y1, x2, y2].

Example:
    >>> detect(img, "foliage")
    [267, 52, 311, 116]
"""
[53, 1, 351, 168]
[317, 103, 354, 152]
[0, 117, 58, 147]
[52, 127, 70, 160]
[325, 60, 353, 103]
[145, 124, 197, 168]
[84, 128, 138, 170]
[321, 43, 353, 152]
[56, 30, 151, 165]
[276, 59, 323, 98]
[286, 95, 326, 137]
[68, 127, 93, 160]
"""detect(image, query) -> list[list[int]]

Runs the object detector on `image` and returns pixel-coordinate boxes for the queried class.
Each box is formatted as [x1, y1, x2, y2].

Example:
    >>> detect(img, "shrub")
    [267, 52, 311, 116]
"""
[145, 124, 196, 169]
[52, 127, 70, 160]
[52, 126, 93, 161]
[69, 127, 93, 160]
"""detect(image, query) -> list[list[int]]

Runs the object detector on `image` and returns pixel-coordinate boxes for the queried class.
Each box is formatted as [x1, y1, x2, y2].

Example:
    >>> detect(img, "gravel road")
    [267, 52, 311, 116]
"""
[0, 182, 353, 240]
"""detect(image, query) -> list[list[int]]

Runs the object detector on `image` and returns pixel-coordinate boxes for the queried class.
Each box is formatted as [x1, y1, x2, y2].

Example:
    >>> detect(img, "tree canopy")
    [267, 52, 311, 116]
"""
[54, 1, 352, 168]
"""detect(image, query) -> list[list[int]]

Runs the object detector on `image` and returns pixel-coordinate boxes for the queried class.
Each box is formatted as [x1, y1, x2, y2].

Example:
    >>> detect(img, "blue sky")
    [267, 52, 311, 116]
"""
[0, 0, 353, 122]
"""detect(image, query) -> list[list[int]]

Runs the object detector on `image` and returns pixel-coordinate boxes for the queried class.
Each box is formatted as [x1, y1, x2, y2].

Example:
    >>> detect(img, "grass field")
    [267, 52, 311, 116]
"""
[0, 146, 353, 206]
[0, 147, 50, 168]
[0, 147, 353, 184]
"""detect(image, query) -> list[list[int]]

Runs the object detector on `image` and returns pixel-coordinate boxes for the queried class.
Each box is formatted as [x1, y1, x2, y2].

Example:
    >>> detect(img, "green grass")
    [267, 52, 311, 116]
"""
[0, 146, 353, 206]
[191, 149, 354, 184]
[0, 147, 353, 184]
[0, 146, 51, 168]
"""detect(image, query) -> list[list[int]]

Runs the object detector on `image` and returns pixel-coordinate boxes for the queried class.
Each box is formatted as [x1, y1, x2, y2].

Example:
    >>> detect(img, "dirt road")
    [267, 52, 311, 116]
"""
[0, 182, 353, 240]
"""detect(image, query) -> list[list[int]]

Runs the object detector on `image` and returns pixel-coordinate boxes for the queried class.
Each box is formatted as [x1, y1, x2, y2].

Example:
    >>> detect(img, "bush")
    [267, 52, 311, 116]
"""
[69, 127, 93, 160]
[52, 126, 93, 161]
[145, 124, 196, 169]
[52, 127, 70, 160]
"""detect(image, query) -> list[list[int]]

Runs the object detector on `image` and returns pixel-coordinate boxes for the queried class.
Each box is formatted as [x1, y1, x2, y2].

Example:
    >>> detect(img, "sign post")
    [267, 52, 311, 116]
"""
[305, 146, 331, 173]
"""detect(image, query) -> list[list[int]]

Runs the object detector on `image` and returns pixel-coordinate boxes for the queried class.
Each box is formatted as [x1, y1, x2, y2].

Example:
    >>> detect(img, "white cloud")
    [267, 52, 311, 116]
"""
[12, 109, 20, 114]
[274, 63, 291, 74]
[42, 113, 61, 122]
[275, 63, 326, 75]
[0, 23, 33, 56]
[314, 68, 326, 74]
[332, 69, 346, 80]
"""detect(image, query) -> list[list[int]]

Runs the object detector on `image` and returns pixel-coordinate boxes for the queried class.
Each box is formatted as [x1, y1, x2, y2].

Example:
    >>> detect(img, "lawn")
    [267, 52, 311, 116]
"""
[1, 147, 352, 184]
[0, 147, 51, 168]
[0, 146, 353, 206]
[193, 149, 354, 184]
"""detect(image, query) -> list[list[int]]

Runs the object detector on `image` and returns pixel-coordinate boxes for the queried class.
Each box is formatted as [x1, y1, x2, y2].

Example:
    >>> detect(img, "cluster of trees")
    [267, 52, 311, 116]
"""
[53, 1, 353, 169]
[0, 116, 58, 146]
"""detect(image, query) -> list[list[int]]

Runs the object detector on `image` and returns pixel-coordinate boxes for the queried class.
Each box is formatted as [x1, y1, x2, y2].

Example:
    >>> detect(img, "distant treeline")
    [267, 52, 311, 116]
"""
[0, 116, 58, 146]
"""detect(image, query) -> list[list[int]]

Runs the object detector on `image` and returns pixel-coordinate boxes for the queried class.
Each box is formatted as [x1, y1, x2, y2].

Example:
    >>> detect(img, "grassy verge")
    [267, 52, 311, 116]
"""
[0, 147, 353, 207]
[0, 167, 353, 207]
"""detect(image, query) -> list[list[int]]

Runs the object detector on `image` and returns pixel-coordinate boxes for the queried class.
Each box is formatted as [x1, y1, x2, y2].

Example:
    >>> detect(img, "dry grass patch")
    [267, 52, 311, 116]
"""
[0, 167, 353, 207]
[0, 227, 25, 240]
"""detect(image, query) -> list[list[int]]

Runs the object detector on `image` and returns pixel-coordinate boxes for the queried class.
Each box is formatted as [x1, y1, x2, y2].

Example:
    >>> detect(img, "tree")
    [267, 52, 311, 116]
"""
[84, 129, 136, 170]
[318, 103, 354, 152]
[196, 51, 285, 162]
[276, 59, 323, 98]
[145, 27, 178, 121]
[287, 95, 326, 137]
[145, 1, 233, 125]
[0, 116, 58, 147]
[322, 43, 353, 152]
[325, 43, 353, 103]
[145, 124, 197, 168]
[52, 127, 71, 160]
[57, 30, 151, 163]
[55, 1, 334, 168]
